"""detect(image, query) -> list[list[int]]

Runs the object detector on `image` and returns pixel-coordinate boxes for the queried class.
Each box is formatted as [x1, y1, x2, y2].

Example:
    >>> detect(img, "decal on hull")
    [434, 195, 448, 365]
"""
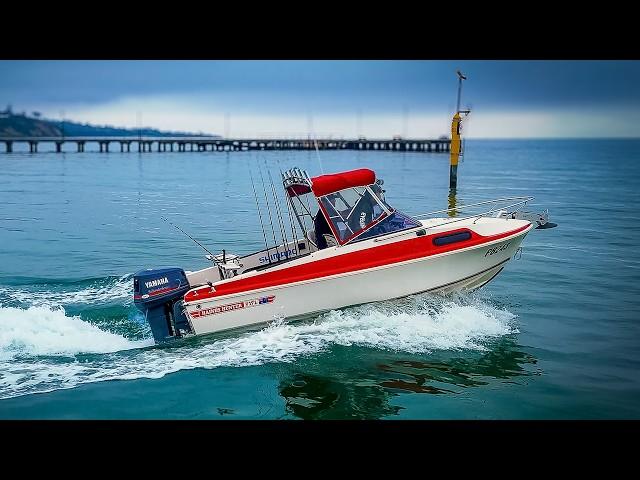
[189, 295, 276, 319]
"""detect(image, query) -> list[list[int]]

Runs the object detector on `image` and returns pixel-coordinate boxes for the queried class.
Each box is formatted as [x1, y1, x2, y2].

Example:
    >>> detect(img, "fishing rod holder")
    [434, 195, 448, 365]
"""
[205, 252, 243, 279]
[282, 167, 312, 190]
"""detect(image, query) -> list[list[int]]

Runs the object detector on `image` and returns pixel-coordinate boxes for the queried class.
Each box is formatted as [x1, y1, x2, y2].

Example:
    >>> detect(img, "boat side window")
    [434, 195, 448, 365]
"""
[433, 230, 472, 246]
[319, 186, 387, 243]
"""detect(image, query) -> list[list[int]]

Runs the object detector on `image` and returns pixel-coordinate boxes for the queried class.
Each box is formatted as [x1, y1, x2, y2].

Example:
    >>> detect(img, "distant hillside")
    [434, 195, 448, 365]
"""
[0, 113, 61, 137]
[0, 111, 218, 138]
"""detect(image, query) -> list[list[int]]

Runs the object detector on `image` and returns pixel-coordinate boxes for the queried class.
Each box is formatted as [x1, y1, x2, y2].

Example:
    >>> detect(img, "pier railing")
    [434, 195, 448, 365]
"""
[0, 136, 451, 154]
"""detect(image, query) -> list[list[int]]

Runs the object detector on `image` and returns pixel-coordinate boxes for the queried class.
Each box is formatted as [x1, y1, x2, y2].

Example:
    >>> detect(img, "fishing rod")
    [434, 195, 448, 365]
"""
[249, 167, 273, 265]
[160, 216, 216, 258]
[275, 156, 300, 249]
[266, 164, 290, 259]
[258, 163, 283, 262]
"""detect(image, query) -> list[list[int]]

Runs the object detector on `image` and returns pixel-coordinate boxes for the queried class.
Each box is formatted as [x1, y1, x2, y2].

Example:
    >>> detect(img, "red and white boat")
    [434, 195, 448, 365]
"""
[134, 167, 552, 343]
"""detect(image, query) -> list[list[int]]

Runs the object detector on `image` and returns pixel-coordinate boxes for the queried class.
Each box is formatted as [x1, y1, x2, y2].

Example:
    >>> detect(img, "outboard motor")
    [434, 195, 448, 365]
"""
[133, 267, 192, 343]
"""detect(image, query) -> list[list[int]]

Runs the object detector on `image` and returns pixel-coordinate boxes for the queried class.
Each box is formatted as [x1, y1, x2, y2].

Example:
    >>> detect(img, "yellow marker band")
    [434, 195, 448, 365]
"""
[450, 113, 462, 167]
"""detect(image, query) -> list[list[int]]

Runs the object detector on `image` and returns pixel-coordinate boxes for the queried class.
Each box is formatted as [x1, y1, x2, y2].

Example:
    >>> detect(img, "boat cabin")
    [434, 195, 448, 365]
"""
[183, 167, 423, 288]
[282, 167, 421, 249]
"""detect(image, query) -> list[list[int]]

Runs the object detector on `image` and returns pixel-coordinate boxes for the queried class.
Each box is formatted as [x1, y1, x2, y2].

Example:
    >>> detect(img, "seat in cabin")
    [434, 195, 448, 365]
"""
[313, 209, 337, 250]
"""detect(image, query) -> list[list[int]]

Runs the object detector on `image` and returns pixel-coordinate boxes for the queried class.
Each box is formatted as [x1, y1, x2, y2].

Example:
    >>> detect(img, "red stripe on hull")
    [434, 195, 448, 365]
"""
[184, 223, 530, 303]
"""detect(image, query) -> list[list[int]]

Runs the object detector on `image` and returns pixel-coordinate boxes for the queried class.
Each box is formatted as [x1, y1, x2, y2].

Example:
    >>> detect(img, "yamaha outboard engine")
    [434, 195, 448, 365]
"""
[133, 267, 192, 343]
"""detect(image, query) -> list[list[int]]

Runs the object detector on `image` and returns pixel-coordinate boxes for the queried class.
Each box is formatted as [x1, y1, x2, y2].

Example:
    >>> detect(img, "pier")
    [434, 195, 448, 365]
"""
[0, 136, 451, 154]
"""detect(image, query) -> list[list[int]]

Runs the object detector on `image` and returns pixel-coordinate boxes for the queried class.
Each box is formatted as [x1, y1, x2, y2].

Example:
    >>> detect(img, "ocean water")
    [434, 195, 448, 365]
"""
[0, 139, 639, 419]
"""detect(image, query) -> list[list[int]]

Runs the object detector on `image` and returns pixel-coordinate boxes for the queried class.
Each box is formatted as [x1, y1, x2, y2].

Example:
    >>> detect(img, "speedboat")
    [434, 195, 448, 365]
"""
[133, 167, 553, 343]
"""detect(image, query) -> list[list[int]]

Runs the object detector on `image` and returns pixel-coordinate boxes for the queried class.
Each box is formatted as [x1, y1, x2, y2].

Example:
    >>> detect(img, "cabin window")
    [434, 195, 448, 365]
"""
[432, 230, 472, 246]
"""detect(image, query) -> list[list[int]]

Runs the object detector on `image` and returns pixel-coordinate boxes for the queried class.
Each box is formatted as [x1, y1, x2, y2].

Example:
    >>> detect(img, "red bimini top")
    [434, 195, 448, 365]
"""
[311, 168, 376, 197]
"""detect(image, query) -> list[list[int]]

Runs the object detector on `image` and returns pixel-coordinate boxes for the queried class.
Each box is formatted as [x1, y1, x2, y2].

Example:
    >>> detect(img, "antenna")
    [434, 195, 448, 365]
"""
[456, 70, 467, 113]
[308, 113, 324, 174]
[402, 105, 408, 138]
[313, 135, 324, 174]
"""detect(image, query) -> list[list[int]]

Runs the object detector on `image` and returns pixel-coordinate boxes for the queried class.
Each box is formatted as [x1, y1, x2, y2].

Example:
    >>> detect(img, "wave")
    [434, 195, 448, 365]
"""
[0, 274, 133, 308]
[0, 305, 150, 360]
[0, 294, 517, 400]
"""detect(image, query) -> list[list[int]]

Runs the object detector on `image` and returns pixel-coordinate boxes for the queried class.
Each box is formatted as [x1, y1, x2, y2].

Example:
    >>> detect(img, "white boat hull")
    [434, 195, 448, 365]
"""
[183, 223, 531, 336]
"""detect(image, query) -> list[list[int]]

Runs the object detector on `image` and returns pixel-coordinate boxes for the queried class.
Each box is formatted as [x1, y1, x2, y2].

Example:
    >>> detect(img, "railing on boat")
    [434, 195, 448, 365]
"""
[414, 196, 534, 219]
[374, 196, 535, 242]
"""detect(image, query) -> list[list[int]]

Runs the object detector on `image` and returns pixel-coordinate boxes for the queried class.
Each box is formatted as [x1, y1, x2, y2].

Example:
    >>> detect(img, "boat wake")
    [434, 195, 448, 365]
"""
[0, 275, 133, 308]
[0, 305, 151, 360]
[0, 293, 517, 401]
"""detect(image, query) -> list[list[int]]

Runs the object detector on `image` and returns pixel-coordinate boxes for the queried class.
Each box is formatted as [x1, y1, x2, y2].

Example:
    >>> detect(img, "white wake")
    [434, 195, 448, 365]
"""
[0, 294, 517, 400]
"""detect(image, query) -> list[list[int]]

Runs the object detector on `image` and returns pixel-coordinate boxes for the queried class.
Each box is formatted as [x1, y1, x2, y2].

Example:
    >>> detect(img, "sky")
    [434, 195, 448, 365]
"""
[1, 60, 639, 138]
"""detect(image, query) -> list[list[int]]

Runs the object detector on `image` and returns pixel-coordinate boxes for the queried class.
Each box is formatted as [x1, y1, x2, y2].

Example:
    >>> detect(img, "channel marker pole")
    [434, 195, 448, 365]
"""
[450, 70, 469, 189]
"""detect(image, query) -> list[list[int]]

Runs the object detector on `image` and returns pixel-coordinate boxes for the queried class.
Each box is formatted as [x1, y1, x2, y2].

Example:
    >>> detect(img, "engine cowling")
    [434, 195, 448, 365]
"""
[133, 267, 191, 342]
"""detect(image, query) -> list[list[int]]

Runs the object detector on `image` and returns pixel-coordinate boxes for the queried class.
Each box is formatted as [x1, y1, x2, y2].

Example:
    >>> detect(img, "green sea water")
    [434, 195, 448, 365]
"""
[1, 139, 638, 419]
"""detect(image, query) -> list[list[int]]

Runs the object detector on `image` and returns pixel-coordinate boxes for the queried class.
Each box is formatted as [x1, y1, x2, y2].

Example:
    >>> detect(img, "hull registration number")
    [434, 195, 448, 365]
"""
[485, 242, 511, 257]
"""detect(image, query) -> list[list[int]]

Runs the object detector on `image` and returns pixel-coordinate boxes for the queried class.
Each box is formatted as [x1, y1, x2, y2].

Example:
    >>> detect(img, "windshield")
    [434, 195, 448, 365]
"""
[318, 186, 387, 243]
[351, 210, 421, 242]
